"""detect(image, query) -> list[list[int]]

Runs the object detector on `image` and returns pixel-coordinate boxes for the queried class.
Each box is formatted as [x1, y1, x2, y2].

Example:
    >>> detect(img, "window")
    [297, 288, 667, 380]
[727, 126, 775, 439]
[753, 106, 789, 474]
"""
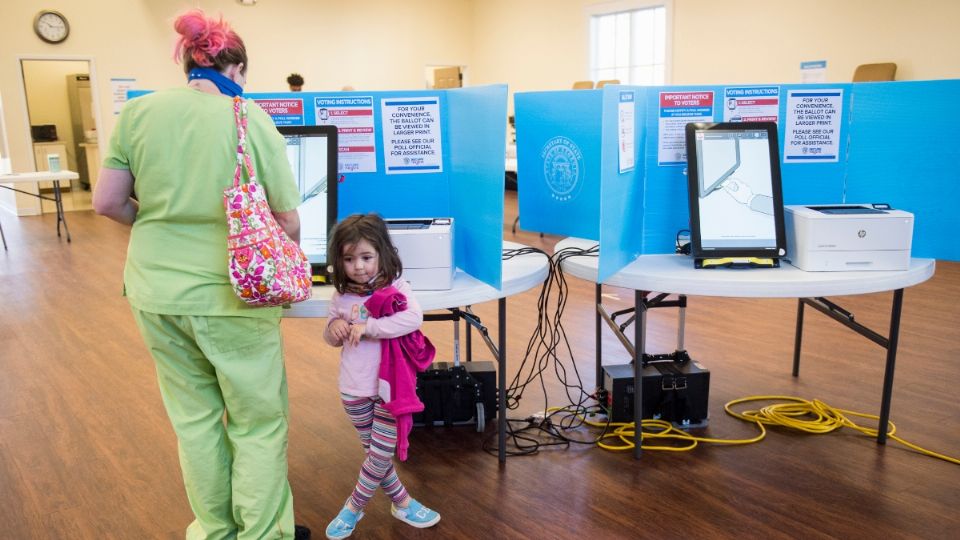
[588, 1, 669, 85]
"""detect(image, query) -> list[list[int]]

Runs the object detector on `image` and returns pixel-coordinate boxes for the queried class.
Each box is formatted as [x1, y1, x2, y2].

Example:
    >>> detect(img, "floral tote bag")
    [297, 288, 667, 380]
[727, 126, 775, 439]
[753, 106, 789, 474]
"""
[224, 97, 312, 307]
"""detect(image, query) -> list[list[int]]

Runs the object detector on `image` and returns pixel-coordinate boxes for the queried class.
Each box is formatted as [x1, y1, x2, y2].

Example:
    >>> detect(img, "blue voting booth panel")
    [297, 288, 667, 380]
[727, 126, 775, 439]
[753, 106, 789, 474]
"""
[639, 86, 713, 259]
[844, 80, 960, 260]
[248, 90, 453, 220]
[515, 90, 603, 240]
[447, 85, 508, 288]
[130, 87, 508, 288]
[598, 86, 647, 282]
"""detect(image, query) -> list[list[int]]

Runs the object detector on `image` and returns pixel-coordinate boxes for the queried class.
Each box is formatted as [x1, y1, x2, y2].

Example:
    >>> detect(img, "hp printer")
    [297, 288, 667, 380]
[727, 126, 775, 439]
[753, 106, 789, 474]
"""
[784, 204, 913, 271]
[385, 218, 455, 290]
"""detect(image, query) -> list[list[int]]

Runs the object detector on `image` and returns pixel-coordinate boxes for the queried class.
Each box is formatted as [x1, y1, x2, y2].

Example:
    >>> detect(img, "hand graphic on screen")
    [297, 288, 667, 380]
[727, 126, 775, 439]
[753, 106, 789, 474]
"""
[722, 178, 774, 215]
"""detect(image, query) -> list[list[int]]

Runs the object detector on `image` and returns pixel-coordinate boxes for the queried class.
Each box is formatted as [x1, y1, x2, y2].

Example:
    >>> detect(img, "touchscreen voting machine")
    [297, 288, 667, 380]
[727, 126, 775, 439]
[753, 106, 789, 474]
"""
[685, 122, 787, 268]
[278, 125, 338, 283]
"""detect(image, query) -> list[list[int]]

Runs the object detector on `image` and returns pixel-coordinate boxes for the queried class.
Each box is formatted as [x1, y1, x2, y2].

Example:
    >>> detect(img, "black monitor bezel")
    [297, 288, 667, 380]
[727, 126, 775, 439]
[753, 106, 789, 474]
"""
[685, 121, 787, 261]
[277, 124, 338, 279]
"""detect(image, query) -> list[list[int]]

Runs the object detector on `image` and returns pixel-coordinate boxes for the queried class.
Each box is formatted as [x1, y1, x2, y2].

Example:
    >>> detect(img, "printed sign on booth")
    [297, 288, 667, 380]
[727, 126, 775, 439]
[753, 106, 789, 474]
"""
[658, 91, 714, 165]
[381, 97, 443, 174]
[252, 98, 304, 126]
[618, 91, 636, 173]
[723, 86, 780, 123]
[315, 96, 377, 173]
[784, 89, 843, 163]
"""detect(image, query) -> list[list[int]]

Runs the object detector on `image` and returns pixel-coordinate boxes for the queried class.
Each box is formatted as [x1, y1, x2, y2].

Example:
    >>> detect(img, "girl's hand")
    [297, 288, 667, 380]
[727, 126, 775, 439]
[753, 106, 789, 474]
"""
[347, 323, 366, 346]
[328, 319, 350, 345]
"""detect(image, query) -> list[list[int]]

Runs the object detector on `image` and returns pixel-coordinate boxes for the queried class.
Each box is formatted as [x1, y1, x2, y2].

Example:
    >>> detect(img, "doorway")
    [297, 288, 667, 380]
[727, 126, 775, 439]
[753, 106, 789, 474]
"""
[19, 58, 102, 213]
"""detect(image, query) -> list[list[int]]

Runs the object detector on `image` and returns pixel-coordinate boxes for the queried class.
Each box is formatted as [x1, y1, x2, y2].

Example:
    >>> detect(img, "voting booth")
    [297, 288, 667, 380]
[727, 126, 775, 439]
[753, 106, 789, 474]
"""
[132, 85, 509, 288]
[248, 86, 508, 288]
[515, 80, 960, 280]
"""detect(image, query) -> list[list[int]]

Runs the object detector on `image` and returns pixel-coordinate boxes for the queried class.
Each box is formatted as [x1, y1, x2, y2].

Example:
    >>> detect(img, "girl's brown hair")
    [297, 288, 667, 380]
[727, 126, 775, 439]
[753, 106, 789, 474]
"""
[327, 213, 402, 293]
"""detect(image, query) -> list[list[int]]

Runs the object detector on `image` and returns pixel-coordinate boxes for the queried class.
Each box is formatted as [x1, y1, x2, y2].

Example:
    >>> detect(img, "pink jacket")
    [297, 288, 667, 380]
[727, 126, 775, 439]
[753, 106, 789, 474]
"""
[365, 286, 435, 461]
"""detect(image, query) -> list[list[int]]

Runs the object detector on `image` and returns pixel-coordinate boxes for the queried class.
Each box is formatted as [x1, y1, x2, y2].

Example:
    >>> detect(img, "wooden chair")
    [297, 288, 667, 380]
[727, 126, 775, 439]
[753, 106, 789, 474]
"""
[572, 80, 594, 90]
[852, 63, 897, 82]
[596, 79, 621, 88]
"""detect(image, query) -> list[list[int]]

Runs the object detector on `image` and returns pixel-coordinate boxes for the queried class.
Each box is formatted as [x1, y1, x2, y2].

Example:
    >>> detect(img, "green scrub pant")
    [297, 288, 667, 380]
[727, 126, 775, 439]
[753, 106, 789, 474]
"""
[131, 308, 296, 540]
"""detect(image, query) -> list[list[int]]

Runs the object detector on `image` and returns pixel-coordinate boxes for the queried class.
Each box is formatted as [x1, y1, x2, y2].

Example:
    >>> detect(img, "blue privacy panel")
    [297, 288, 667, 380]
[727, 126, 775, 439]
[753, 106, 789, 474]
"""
[515, 90, 603, 240]
[247, 88, 510, 286]
[447, 85, 508, 288]
[247, 90, 451, 220]
[845, 80, 960, 261]
[777, 84, 851, 206]
[598, 86, 648, 282]
[640, 85, 717, 256]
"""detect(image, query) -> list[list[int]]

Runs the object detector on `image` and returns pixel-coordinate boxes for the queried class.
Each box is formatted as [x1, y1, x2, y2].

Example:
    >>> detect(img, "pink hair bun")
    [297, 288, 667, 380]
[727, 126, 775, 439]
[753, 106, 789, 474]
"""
[173, 9, 238, 67]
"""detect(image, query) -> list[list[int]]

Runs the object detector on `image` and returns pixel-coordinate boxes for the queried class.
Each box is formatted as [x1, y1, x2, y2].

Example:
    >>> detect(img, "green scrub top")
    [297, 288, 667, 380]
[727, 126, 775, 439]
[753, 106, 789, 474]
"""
[104, 88, 301, 318]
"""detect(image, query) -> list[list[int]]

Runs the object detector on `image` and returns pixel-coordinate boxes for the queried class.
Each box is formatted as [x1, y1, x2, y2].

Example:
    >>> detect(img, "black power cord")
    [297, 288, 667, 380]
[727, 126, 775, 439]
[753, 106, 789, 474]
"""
[481, 244, 614, 456]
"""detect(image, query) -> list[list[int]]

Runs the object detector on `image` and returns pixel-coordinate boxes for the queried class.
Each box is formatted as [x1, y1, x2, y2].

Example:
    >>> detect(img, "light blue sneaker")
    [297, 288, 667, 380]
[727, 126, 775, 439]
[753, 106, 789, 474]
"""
[325, 505, 363, 540]
[391, 498, 441, 528]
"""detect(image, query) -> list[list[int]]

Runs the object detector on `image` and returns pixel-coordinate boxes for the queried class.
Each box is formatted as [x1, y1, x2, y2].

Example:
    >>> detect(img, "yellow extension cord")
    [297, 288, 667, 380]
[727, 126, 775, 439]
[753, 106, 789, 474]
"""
[557, 395, 960, 465]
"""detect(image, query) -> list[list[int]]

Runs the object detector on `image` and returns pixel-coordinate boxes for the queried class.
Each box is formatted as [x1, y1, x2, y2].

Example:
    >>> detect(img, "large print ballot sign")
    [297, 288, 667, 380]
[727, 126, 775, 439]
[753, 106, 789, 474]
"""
[784, 89, 843, 163]
[381, 97, 443, 174]
[253, 98, 304, 126]
[658, 91, 714, 165]
[316, 96, 377, 173]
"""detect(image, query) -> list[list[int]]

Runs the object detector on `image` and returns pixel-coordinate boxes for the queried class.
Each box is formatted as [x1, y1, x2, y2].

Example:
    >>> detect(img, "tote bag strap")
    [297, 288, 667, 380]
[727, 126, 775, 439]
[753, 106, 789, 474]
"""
[232, 96, 258, 188]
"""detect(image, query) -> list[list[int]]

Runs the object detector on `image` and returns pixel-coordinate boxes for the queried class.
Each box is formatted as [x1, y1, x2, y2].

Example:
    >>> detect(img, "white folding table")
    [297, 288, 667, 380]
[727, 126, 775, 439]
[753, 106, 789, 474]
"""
[555, 237, 936, 459]
[1, 170, 80, 249]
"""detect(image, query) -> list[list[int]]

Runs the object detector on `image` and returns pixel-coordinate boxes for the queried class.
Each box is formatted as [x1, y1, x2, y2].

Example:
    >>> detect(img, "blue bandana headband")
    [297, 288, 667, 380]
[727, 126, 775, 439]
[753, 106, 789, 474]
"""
[188, 67, 244, 97]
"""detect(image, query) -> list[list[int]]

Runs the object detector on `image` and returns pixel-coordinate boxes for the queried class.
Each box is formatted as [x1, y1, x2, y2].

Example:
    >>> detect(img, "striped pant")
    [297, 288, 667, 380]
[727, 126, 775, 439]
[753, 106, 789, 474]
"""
[341, 394, 409, 510]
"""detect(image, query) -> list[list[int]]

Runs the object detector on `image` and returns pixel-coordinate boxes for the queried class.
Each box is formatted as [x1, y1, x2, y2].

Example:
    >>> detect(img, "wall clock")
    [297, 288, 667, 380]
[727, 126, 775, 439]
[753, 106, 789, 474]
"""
[34, 10, 70, 44]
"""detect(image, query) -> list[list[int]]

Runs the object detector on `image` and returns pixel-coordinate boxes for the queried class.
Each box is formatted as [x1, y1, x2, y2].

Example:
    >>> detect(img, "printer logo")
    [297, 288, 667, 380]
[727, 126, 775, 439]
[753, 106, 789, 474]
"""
[858, 229, 866, 238]
[541, 136, 584, 202]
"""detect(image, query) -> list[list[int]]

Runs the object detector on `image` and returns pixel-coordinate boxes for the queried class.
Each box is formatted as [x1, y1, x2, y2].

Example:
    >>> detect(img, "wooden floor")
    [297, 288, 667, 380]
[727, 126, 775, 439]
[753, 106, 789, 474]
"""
[1, 192, 958, 539]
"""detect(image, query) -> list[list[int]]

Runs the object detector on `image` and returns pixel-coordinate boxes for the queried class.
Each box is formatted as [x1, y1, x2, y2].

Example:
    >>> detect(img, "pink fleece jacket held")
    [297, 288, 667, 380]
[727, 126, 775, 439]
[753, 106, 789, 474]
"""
[365, 285, 435, 461]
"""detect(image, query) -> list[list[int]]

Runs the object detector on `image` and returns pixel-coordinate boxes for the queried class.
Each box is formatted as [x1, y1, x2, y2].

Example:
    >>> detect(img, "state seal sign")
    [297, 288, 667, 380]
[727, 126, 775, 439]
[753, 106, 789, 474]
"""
[541, 136, 584, 201]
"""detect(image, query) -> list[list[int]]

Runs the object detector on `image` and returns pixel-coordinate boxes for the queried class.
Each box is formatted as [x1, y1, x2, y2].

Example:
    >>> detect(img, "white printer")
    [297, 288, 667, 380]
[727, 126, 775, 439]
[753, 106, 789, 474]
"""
[385, 217, 455, 290]
[784, 204, 913, 271]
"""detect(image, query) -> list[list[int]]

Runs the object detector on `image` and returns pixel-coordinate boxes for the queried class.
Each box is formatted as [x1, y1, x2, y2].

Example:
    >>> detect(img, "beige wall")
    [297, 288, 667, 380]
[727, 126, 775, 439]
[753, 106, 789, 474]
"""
[3, 0, 959, 212]
[669, 0, 960, 85]
[471, 0, 960, 111]
[1, 0, 474, 213]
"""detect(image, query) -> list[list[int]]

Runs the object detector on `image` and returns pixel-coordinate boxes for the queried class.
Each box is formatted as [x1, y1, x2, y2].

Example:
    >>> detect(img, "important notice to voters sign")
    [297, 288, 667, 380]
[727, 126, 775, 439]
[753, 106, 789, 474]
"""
[658, 90, 714, 165]
[316, 96, 377, 173]
[784, 89, 843, 162]
[253, 98, 304, 126]
[381, 97, 443, 174]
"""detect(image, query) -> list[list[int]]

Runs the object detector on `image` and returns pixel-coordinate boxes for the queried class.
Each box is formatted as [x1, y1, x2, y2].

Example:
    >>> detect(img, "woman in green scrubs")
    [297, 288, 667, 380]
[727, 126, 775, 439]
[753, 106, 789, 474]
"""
[93, 9, 308, 540]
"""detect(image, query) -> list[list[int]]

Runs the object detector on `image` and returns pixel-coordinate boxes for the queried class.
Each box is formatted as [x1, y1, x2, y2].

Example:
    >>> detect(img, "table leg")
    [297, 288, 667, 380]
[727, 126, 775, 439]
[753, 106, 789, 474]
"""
[596, 282, 603, 391]
[0, 218, 7, 250]
[52, 180, 71, 242]
[633, 289, 644, 459]
[677, 295, 687, 351]
[465, 310, 473, 362]
[796, 292, 905, 445]
[877, 288, 904, 445]
[793, 299, 805, 377]
[498, 297, 507, 463]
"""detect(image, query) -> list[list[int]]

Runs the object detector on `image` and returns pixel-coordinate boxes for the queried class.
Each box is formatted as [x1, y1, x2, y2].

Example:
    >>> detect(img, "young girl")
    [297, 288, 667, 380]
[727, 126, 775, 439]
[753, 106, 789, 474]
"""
[323, 213, 441, 539]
